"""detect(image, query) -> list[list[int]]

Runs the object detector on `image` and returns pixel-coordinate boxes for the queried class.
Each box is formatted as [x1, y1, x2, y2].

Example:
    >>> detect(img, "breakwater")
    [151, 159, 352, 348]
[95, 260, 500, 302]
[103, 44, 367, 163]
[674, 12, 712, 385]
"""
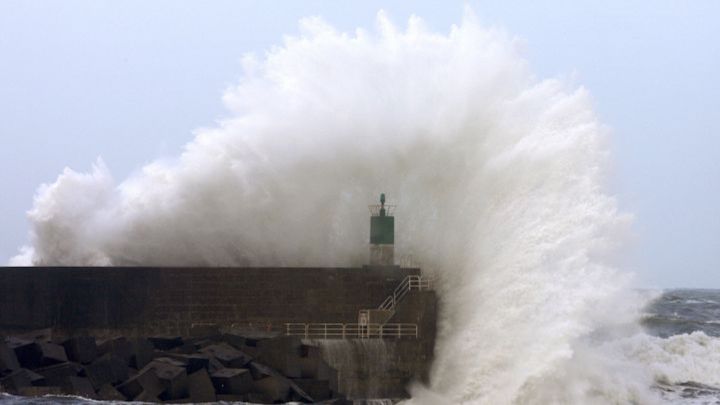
[0, 267, 437, 399]
[1, 330, 341, 403]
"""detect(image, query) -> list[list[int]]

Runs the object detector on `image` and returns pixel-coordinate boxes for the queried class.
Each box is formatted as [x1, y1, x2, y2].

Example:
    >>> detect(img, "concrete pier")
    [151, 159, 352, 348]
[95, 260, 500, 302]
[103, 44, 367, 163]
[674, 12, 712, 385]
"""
[0, 266, 437, 399]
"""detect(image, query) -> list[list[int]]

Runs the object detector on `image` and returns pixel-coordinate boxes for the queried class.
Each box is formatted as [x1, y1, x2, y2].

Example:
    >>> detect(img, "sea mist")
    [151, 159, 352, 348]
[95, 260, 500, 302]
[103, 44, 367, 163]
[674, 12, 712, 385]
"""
[13, 10, 720, 404]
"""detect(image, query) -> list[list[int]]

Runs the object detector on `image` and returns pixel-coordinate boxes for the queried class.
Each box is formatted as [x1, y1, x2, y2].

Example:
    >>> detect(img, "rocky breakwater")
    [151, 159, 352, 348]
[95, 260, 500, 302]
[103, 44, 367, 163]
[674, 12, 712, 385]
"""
[0, 328, 346, 403]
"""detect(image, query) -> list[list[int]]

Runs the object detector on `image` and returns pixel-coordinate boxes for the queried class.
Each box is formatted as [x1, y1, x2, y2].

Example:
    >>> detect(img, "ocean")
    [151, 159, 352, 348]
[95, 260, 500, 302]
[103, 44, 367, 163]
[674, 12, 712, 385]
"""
[643, 289, 720, 404]
[643, 290, 720, 339]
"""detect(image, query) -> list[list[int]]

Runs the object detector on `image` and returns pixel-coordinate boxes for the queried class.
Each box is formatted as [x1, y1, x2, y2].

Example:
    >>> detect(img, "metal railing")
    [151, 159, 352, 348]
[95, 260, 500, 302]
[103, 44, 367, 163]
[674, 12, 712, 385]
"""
[378, 275, 434, 311]
[285, 323, 418, 339]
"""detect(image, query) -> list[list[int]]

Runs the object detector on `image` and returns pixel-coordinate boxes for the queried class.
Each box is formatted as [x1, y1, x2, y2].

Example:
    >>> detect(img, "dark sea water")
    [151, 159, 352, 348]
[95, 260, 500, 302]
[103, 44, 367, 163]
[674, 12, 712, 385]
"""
[642, 289, 720, 338]
[642, 289, 720, 404]
[2, 290, 720, 404]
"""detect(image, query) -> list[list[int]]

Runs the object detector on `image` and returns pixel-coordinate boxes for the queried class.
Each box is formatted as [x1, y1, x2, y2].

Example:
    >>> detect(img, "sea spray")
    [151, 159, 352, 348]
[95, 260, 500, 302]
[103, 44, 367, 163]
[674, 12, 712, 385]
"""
[12, 9, 720, 404]
[313, 339, 391, 398]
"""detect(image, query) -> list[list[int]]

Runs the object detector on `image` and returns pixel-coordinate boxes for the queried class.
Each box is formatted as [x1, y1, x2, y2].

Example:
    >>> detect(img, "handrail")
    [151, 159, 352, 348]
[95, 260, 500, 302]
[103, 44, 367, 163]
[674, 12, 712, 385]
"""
[285, 275, 433, 339]
[378, 275, 434, 311]
[285, 323, 418, 339]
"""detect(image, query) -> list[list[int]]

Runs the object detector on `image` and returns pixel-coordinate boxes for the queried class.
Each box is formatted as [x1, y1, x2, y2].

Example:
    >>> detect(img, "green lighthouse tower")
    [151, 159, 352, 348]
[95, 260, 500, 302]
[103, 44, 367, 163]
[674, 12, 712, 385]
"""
[369, 193, 395, 266]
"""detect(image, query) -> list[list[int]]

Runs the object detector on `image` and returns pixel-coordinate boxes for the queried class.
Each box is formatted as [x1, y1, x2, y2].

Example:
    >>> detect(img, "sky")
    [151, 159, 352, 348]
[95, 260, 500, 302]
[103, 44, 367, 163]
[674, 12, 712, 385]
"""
[0, 1, 718, 288]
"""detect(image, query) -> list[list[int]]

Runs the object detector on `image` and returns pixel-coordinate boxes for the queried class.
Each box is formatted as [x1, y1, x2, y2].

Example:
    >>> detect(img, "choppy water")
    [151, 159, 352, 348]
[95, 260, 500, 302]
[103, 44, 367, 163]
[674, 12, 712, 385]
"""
[643, 290, 720, 404]
[643, 290, 720, 338]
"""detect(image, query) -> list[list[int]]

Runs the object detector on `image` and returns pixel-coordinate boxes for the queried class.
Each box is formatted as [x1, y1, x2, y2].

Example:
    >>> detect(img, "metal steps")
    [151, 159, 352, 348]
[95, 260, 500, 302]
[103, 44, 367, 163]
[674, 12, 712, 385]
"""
[284, 274, 434, 340]
[358, 275, 434, 325]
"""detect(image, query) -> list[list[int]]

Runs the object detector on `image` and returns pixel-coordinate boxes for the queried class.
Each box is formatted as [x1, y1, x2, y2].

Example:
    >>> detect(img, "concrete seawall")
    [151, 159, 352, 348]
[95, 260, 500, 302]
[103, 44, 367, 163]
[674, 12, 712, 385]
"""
[0, 266, 437, 399]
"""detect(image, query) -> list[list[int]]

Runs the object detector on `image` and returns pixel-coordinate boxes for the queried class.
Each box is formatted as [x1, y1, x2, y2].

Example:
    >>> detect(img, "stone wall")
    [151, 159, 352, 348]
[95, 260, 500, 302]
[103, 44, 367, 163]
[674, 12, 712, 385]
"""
[0, 266, 437, 399]
[0, 266, 421, 337]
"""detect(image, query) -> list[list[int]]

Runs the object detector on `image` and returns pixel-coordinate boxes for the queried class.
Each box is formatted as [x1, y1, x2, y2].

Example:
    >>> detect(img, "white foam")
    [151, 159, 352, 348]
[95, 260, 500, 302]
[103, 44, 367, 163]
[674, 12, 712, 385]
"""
[12, 9, 719, 404]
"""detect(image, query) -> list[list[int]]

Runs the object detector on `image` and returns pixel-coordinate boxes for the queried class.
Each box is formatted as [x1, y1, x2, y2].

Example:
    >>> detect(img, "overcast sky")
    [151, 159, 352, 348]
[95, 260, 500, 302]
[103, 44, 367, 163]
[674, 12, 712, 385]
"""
[1, 1, 718, 288]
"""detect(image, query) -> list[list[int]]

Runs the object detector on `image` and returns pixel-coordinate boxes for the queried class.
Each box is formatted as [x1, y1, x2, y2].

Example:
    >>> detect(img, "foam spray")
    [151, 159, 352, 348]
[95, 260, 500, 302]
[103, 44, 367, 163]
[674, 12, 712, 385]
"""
[12, 10, 720, 404]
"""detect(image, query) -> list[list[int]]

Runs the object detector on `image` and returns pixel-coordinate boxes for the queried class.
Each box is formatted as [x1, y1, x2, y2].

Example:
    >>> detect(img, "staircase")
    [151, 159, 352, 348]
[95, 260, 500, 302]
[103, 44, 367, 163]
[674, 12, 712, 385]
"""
[358, 275, 434, 325]
[285, 274, 434, 340]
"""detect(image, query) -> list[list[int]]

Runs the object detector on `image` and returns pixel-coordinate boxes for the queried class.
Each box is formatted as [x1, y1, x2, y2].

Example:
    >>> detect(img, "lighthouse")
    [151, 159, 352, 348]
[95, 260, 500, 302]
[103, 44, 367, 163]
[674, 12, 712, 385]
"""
[369, 193, 395, 266]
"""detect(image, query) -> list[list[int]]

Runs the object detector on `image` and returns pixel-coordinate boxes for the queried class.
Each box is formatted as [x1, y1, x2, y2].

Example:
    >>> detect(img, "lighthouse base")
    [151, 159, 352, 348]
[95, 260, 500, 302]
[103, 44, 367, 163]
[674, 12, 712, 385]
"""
[369, 244, 394, 266]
